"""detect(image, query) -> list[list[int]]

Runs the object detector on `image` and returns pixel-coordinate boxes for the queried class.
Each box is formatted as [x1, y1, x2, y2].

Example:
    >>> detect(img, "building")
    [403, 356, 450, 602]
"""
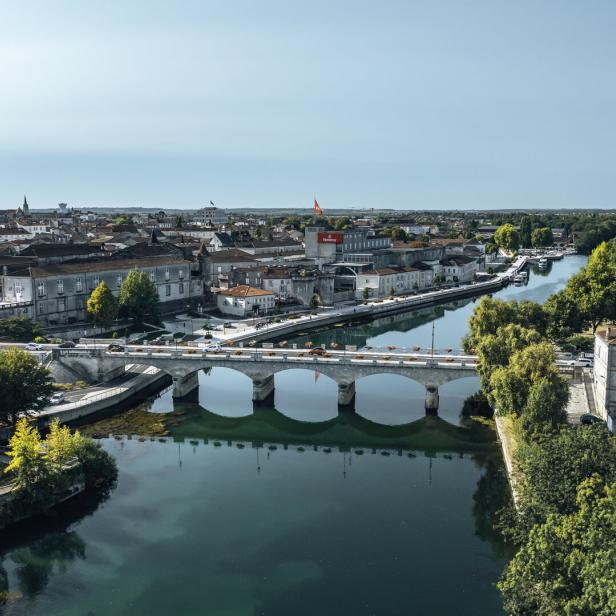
[594, 327, 616, 432]
[217, 285, 275, 317]
[438, 255, 478, 283]
[192, 206, 228, 227]
[304, 227, 391, 265]
[355, 265, 432, 299]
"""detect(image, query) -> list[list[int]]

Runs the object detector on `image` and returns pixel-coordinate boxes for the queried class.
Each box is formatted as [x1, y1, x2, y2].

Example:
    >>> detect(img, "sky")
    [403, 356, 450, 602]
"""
[0, 0, 615, 211]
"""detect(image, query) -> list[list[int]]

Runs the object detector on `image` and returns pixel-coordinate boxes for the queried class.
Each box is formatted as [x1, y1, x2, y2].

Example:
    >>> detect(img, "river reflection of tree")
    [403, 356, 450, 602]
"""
[0, 489, 112, 606]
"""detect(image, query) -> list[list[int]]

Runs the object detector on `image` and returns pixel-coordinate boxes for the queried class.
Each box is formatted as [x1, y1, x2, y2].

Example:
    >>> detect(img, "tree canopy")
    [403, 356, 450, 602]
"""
[86, 281, 118, 328]
[118, 269, 159, 324]
[531, 227, 553, 247]
[494, 224, 520, 251]
[499, 475, 616, 616]
[0, 347, 53, 425]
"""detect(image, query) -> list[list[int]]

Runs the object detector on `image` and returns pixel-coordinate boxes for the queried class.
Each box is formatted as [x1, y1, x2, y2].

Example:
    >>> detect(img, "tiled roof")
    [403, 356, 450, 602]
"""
[219, 285, 274, 297]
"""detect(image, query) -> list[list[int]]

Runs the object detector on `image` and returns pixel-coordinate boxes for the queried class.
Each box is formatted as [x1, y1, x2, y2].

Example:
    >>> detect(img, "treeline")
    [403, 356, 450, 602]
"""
[464, 239, 616, 615]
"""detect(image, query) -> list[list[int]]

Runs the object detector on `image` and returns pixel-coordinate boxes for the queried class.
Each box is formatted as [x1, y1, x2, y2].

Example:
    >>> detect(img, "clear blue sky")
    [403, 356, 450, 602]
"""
[1, 0, 615, 210]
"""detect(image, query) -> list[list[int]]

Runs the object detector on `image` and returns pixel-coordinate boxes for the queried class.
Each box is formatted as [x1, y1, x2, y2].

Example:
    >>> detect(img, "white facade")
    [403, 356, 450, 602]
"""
[594, 327, 616, 432]
[217, 286, 275, 317]
[192, 207, 228, 226]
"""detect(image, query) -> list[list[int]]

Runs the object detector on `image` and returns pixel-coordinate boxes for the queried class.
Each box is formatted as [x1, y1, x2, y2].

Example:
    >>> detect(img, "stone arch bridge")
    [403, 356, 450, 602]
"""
[53, 345, 479, 411]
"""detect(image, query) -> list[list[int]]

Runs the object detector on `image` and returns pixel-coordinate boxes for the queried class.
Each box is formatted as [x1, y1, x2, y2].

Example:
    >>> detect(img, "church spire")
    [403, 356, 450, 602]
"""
[22, 195, 29, 215]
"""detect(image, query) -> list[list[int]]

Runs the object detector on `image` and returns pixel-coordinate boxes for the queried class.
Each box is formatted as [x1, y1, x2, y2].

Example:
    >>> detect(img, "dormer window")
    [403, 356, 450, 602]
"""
[150, 272, 155, 282]
[178, 269, 184, 279]
[57, 279, 64, 294]
[165, 268, 170, 281]
[75, 278, 83, 292]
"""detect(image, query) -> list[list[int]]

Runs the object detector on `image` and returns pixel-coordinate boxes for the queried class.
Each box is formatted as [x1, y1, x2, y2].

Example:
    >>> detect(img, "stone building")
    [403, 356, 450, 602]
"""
[594, 326, 616, 432]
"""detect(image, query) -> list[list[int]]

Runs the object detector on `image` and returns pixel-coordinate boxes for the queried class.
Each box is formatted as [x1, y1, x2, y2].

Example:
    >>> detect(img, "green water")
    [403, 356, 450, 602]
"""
[0, 256, 586, 616]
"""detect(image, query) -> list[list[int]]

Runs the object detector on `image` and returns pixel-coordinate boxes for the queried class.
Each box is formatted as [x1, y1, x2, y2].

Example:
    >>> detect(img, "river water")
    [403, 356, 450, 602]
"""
[0, 256, 587, 616]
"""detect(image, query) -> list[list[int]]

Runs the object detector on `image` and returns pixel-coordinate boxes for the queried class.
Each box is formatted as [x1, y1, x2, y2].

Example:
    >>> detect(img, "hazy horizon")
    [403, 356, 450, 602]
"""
[1, 1, 615, 210]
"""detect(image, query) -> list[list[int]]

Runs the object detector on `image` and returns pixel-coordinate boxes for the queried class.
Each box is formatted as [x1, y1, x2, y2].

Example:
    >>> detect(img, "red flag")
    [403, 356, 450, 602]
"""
[314, 199, 323, 216]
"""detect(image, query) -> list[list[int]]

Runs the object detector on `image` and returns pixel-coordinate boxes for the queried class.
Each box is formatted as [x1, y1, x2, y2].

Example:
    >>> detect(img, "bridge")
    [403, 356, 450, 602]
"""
[53, 344, 479, 411]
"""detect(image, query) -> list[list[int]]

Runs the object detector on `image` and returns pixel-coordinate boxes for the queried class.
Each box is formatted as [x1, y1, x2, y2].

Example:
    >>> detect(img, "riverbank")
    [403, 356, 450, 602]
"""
[215, 256, 528, 345]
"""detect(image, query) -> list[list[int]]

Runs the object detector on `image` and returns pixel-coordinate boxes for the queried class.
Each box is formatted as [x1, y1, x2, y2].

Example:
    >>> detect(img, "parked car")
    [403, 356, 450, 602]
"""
[49, 392, 65, 405]
[580, 414, 603, 426]
[58, 341, 76, 348]
[567, 358, 593, 367]
[25, 342, 42, 351]
[107, 344, 125, 352]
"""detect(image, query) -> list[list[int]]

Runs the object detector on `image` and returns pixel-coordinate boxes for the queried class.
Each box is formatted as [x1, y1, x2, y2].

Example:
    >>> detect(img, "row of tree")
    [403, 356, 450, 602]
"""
[465, 241, 616, 614]
[87, 269, 160, 327]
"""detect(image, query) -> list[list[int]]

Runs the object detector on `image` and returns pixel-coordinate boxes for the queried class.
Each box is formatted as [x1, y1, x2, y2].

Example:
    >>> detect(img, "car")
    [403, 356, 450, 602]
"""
[580, 414, 603, 426]
[107, 344, 125, 352]
[567, 358, 593, 367]
[58, 341, 76, 348]
[308, 347, 326, 356]
[25, 342, 42, 351]
[200, 342, 222, 352]
[49, 392, 65, 405]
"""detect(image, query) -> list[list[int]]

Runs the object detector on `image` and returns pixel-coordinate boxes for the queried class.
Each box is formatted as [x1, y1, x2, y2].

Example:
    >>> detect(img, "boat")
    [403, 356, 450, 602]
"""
[538, 257, 548, 269]
[513, 274, 525, 284]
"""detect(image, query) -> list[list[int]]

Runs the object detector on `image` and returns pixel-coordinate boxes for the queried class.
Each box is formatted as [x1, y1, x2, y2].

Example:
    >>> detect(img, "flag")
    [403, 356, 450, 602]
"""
[314, 199, 323, 216]
[210, 200, 215, 206]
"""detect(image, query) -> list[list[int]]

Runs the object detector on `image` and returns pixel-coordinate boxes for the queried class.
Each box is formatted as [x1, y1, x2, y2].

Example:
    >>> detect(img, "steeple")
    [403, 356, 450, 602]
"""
[149, 229, 159, 245]
[22, 195, 29, 215]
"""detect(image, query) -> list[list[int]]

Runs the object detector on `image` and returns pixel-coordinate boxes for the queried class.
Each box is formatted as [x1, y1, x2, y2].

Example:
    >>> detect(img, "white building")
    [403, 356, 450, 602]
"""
[438, 255, 478, 283]
[594, 327, 616, 432]
[355, 265, 433, 299]
[192, 206, 228, 227]
[217, 285, 275, 317]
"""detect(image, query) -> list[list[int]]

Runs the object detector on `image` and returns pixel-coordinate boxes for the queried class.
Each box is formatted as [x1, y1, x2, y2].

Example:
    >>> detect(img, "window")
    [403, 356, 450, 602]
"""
[179, 282, 184, 294]
[165, 284, 171, 297]
[165, 268, 170, 281]
[58, 297, 66, 311]
[75, 278, 83, 292]
[178, 269, 184, 279]
[38, 302, 46, 315]
[57, 279, 64, 294]
[93, 276, 100, 288]
[150, 272, 155, 282]
[37, 281, 46, 297]
[117, 275, 122, 287]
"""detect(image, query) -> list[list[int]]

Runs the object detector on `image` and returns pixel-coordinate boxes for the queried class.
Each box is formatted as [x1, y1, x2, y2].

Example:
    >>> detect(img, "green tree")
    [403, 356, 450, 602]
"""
[45, 419, 78, 473]
[488, 342, 568, 420]
[309, 293, 320, 309]
[118, 269, 159, 324]
[531, 226, 553, 247]
[86, 281, 118, 328]
[515, 424, 616, 527]
[0, 348, 53, 425]
[335, 216, 352, 230]
[390, 226, 408, 242]
[4, 417, 45, 492]
[499, 476, 616, 616]
[494, 224, 520, 251]
[475, 324, 541, 390]
[544, 288, 584, 339]
[519, 215, 532, 247]
[0, 317, 42, 342]
[362, 287, 370, 301]
[520, 377, 568, 438]
[433, 274, 441, 286]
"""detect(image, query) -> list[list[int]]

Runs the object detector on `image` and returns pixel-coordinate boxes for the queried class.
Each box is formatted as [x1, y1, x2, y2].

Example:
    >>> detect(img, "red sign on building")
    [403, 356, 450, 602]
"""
[317, 232, 343, 244]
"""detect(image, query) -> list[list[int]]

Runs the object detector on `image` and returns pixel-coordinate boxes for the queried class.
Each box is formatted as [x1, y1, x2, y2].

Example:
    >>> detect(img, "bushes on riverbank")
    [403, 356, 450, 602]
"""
[0, 419, 117, 527]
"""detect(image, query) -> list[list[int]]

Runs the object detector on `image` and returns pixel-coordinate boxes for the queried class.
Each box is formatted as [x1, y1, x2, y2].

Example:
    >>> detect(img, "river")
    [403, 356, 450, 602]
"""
[0, 255, 587, 616]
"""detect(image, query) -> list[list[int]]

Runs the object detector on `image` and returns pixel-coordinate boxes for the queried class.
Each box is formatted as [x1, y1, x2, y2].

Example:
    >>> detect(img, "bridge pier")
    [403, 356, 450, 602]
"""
[172, 372, 199, 399]
[252, 374, 275, 403]
[425, 384, 439, 414]
[337, 381, 356, 410]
